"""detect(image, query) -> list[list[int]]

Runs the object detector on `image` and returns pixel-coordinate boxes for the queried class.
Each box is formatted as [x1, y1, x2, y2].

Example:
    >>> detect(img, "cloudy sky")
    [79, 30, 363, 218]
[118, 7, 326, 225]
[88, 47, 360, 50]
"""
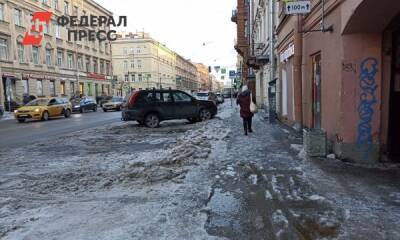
[94, 0, 237, 67]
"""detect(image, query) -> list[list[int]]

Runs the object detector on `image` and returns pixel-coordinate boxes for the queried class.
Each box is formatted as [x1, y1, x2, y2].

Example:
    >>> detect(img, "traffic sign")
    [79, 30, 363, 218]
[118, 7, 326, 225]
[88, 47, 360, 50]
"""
[229, 70, 236, 79]
[285, 1, 311, 15]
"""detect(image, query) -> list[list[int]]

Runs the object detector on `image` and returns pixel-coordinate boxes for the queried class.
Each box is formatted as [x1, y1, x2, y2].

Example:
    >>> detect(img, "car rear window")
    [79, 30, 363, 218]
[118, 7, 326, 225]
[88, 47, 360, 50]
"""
[197, 93, 209, 97]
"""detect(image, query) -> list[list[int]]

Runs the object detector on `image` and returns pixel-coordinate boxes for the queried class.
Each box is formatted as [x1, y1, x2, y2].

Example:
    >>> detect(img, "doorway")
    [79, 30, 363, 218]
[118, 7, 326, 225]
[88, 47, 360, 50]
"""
[388, 29, 400, 159]
[312, 54, 322, 129]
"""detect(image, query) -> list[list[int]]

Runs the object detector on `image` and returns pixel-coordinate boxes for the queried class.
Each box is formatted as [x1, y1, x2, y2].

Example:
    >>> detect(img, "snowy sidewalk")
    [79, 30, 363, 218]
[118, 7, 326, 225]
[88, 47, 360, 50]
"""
[204, 104, 400, 240]
[0, 112, 14, 121]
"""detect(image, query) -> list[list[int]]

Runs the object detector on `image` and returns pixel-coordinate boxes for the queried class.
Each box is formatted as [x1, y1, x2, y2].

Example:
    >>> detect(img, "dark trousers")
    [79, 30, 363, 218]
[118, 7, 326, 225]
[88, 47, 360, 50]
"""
[242, 117, 253, 132]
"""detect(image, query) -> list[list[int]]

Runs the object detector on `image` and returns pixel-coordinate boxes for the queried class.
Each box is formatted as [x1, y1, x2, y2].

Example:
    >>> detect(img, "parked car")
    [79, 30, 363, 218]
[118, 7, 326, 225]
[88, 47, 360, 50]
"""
[102, 96, 124, 112]
[195, 91, 218, 105]
[14, 98, 72, 123]
[216, 92, 224, 104]
[122, 89, 218, 128]
[71, 97, 97, 113]
[98, 96, 113, 107]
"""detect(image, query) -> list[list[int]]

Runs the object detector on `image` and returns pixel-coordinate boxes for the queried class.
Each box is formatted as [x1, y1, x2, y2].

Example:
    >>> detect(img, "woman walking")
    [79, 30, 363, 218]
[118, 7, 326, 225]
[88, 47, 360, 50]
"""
[237, 85, 255, 135]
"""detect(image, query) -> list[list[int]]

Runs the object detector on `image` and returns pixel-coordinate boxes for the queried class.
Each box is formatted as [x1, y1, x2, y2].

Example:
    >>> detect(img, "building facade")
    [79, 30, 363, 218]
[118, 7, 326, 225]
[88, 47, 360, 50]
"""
[232, 0, 257, 100]
[194, 63, 211, 90]
[0, 0, 113, 110]
[240, 0, 400, 163]
[175, 54, 198, 91]
[112, 32, 201, 96]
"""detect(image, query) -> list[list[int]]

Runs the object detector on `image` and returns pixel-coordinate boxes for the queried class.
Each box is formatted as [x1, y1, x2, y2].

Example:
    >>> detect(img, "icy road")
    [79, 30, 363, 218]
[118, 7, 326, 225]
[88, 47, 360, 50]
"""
[1, 103, 400, 239]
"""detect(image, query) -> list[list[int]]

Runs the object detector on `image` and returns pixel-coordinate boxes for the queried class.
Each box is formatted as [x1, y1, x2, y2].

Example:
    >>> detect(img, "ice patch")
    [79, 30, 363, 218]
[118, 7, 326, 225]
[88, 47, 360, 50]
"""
[265, 190, 273, 200]
[290, 144, 303, 152]
[309, 194, 326, 201]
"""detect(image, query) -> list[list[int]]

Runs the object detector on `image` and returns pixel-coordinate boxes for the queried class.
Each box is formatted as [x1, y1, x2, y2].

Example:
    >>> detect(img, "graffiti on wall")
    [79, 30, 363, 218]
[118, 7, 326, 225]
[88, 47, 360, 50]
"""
[357, 58, 378, 159]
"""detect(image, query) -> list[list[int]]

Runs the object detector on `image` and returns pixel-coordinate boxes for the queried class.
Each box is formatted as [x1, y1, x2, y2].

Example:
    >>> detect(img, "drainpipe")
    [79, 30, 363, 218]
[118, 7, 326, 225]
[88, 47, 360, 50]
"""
[294, 16, 303, 127]
[269, 0, 276, 119]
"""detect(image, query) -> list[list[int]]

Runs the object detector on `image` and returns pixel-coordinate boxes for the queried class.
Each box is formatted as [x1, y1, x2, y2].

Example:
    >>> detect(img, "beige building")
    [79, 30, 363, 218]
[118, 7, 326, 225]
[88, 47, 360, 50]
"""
[0, 0, 113, 110]
[112, 32, 182, 96]
[175, 54, 198, 91]
[194, 63, 211, 90]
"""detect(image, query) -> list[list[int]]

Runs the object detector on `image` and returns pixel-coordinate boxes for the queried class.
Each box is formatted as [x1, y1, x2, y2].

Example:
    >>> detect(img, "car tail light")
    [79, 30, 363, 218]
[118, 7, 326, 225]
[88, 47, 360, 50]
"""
[128, 91, 140, 109]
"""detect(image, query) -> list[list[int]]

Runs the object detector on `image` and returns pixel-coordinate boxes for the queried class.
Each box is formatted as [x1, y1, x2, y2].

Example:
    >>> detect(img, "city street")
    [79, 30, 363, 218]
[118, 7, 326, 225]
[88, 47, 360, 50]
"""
[0, 111, 121, 149]
[1, 103, 400, 239]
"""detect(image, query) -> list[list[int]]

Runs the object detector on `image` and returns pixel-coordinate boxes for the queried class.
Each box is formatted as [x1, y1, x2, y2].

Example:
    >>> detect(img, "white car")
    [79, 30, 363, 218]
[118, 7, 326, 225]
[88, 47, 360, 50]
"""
[196, 91, 218, 105]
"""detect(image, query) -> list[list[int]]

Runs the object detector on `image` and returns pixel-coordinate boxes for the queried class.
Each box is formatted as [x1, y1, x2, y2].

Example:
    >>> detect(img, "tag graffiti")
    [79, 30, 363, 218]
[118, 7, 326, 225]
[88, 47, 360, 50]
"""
[357, 58, 378, 159]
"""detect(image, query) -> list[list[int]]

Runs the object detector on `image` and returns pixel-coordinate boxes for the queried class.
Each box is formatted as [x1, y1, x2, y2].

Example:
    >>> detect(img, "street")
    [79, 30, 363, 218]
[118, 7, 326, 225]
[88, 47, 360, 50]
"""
[0, 111, 121, 149]
[1, 103, 400, 240]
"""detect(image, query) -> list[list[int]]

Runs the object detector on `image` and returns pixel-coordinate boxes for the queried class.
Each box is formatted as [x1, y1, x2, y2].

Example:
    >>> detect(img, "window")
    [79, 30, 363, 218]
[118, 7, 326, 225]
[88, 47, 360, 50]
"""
[46, 49, 52, 66]
[137, 60, 142, 68]
[86, 57, 91, 72]
[55, 21, 61, 38]
[17, 42, 24, 63]
[77, 56, 83, 70]
[32, 47, 40, 64]
[100, 61, 104, 74]
[145, 92, 162, 102]
[54, 0, 59, 10]
[42, 0, 48, 5]
[70, 82, 75, 95]
[14, 9, 22, 26]
[49, 81, 55, 96]
[37, 80, 43, 96]
[64, 1, 69, 14]
[79, 82, 84, 94]
[124, 75, 129, 82]
[67, 53, 73, 69]
[43, 22, 50, 35]
[60, 81, 65, 95]
[173, 92, 192, 102]
[0, 3, 4, 21]
[162, 92, 173, 102]
[22, 80, 29, 94]
[131, 74, 135, 82]
[93, 60, 98, 73]
[87, 83, 92, 96]
[138, 74, 142, 82]
[123, 60, 128, 71]
[57, 50, 63, 66]
[0, 38, 7, 60]
[130, 60, 134, 69]
[106, 63, 110, 75]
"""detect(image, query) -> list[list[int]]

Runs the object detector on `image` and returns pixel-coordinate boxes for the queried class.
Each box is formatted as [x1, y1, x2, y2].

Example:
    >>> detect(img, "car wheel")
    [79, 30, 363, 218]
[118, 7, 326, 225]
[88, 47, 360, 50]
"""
[64, 109, 71, 118]
[144, 113, 160, 128]
[17, 119, 25, 123]
[103, 108, 108, 112]
[199, 109, 211, 121]
[93, 105, 97, 112]
[42, 111, 49, 121]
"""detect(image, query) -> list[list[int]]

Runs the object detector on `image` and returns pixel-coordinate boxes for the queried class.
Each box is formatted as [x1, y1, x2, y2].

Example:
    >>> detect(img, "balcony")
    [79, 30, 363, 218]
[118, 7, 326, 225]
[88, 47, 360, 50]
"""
[231, 9, 237, 23]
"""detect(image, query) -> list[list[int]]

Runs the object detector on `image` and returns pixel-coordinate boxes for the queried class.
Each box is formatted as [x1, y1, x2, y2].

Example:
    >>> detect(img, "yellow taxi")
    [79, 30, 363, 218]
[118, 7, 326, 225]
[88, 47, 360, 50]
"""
[14, 98, 72, 123]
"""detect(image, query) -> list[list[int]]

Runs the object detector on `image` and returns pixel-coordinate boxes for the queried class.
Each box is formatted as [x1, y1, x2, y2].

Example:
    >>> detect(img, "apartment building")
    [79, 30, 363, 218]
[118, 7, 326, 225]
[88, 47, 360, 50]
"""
[194, 63, 211, 91]
[112, 32, 182, 96]
[175, 54, 198, 91]
[239, 0, 400, 163]
[0, 0, 113, 110]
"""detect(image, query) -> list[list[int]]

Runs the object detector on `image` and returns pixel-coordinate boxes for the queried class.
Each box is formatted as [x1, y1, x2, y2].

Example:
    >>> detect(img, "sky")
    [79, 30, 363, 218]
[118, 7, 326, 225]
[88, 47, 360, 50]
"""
[94, 0, 237, 68]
